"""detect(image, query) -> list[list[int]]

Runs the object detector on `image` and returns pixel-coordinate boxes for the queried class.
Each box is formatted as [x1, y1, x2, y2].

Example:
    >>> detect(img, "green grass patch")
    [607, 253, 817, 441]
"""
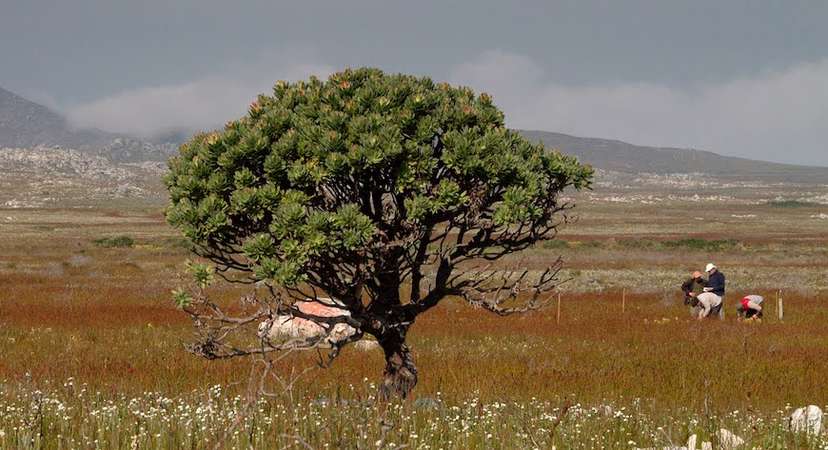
[540, 239, 570, 250]
[767, 200, 820, 208]
[93, 235, 135, 248]
[662, 238, 741, 252]
[614, 238, 742, 252]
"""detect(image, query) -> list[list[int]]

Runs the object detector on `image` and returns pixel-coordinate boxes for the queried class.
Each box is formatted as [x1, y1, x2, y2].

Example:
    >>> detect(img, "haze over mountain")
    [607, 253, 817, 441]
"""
[0, 86, 174, 162]
[1, 86, 826, 183]
[520, 130, 828, 183]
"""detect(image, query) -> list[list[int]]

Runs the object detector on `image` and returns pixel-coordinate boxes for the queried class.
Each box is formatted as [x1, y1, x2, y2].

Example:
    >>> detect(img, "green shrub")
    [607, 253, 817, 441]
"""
[93, 235, 135, 248]
[613, 238, 741, 252]
[662, 238, 740, 252]
[617, 239, 659, 250]
[767, 200, 819, 208]
[575, 240, 605, 249]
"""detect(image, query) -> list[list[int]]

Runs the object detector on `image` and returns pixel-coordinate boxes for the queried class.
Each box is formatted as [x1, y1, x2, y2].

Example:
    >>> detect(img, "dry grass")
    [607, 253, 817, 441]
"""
[1, 199, 827, 448]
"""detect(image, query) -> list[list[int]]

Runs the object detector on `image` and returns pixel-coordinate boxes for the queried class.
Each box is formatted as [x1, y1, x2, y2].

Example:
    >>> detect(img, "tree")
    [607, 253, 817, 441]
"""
[165, 68, 593, 399]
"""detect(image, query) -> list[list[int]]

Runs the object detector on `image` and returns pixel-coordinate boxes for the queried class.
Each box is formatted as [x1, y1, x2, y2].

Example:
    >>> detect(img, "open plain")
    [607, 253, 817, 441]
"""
[1, 174, 827, 449]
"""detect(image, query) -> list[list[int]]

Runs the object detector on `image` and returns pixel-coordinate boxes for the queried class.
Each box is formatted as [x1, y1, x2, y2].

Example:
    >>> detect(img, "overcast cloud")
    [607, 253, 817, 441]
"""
[2, 0, 827, 165]
[65, 49, 828, 166]
[67, 49, 333, 137]
[450, 51, 828, 166]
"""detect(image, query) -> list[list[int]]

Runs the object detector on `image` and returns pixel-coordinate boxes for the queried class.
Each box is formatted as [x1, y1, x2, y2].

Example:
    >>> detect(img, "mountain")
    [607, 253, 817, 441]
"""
[0, 86, 175, 161]
[519, 130, 828, 183]
[3, 85, 825, 181]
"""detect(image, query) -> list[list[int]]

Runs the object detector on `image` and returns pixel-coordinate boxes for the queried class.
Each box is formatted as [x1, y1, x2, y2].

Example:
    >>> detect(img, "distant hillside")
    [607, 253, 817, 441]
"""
[520, 130, 828, 183]
[3, 85, 826, 180]
[0, 86, 174, 162]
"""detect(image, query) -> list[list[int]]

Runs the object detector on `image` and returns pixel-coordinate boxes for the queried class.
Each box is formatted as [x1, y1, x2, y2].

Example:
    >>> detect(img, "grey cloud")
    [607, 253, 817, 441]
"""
[66, 49, 333, 137]
[65, 48, 828, 167]
[450, 51, 828, 166]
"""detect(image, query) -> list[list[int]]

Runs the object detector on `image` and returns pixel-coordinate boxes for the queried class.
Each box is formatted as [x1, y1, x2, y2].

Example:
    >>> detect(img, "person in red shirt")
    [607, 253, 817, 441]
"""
[737, 295, 764, 320]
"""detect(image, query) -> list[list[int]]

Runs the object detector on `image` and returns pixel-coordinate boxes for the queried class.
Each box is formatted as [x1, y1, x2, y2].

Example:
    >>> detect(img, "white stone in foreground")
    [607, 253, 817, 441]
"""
[635, 434, 713, 450]
[716, 428, 744, 449]
[790, 405, 823, 435]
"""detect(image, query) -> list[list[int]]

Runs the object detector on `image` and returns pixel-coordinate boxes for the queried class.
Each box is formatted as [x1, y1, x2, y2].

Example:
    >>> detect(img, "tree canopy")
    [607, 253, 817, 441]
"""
[165, 68, 593, 398]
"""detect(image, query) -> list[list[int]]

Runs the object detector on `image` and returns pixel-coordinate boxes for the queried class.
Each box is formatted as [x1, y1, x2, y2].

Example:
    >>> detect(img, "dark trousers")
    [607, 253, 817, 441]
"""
[747, 309, 763, 319]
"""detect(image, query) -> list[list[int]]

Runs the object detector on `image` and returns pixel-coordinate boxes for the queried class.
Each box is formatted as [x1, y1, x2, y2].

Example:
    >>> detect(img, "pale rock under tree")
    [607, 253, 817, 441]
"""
[258, 298, 359, 346]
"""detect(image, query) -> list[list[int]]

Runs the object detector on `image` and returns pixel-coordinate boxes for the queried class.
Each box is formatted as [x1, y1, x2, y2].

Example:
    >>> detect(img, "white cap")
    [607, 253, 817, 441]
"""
[705, 263, 717, 273]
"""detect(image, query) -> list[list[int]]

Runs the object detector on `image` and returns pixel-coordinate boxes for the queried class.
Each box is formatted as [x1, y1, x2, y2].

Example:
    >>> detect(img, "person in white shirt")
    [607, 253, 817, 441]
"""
[696, 263, 725, 320]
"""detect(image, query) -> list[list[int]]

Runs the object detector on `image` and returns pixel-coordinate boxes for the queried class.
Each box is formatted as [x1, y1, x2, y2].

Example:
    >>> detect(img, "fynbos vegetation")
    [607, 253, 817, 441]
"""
[92, 235, 135, 248]
[164, 68, 592, 399]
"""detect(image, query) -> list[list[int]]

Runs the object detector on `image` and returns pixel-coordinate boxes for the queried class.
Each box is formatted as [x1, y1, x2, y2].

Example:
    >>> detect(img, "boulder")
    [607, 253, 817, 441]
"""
[258, 298, 358, 346]
[790, 405, 823, 435]
[715, 428, 744, 449]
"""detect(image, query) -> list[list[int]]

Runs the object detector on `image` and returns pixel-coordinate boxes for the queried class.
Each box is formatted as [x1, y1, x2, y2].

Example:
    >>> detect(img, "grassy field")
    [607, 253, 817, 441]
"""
[1, 192, 827, 448]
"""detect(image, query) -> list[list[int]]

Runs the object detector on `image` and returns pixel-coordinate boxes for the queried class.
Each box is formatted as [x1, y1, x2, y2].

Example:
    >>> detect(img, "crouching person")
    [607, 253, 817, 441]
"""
[696, 263, 725, 320]
[681, 271, 705, 316]
[737, 295, 764, 320]
[696, 292, 723, 320]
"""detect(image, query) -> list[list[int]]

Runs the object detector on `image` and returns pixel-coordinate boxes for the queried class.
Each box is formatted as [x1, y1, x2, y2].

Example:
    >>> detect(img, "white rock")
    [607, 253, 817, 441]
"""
[258, 298, 359, 346]
[634, 446, 686, 450]
[635, 435, 710, 450]
[716, 428, 744, 449]
[687, 434, 697, 450]
[790, 405, 823, 435]
[598, 404, 614, 417]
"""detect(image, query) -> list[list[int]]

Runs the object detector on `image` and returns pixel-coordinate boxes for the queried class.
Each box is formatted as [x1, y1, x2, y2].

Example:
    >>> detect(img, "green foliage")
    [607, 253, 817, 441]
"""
[186, 261, 214, 288]
[766, 200, 819, 208]
[92, 235, 135, 248]
[171, 288, 192, 309]
[165, 68, 593, 287]
[661, 238, 741, 252]
[615, 238, 741, 252]
[538, 238, 744, 253]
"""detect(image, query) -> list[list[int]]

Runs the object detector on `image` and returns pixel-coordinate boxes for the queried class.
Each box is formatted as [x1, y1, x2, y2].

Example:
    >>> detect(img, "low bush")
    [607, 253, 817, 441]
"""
[93, 235, 135, 248]
[662, 238, 741, 252]
[767, 200, 819, 208]
[612, 238, 742, 252]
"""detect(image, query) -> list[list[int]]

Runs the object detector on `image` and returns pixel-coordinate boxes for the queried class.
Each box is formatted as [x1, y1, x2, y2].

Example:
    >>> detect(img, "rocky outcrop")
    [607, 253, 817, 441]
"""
[0, 147, 167, 206]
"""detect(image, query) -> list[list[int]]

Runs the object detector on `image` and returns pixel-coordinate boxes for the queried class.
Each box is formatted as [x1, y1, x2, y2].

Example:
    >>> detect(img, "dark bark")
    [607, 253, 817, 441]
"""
[377, 327, 418, 400]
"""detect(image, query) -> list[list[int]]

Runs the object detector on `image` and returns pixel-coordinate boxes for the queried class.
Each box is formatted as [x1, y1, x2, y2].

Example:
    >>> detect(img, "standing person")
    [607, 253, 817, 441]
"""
[681, 271, 705, 315]
[696, 263, 725, 320]
[737, 295, 764, 320]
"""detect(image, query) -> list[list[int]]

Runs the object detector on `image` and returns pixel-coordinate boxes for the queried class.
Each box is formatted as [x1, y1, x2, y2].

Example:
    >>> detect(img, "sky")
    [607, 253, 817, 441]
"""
[2, 0, 827, 166]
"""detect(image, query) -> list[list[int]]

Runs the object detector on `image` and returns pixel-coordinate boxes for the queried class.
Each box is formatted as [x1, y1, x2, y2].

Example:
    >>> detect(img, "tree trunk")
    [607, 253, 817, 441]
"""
[378, 330, 418, 400]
